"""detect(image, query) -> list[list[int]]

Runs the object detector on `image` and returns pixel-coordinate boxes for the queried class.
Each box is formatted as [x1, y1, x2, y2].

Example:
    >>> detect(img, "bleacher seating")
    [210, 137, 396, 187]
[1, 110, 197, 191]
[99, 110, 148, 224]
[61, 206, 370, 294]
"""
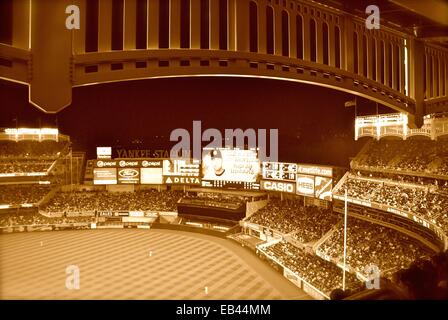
[0, 140, 69, 175]
[334, 176, 448, 234]
[352, 138, 448, 177]
[0, 212, 94, 228]
[42, 190, 182, 213]
[0, 185, 51, 206]
[317, 217, 430, 279]
[179, 193, 249, 210]
[249, 199, 340, 243]
[263, 241, 362, 295]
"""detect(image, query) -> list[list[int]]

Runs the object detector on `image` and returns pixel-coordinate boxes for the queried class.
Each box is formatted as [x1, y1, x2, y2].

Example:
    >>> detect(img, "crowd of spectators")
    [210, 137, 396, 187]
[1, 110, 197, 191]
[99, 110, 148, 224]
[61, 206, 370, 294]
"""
[263, 241, 362, 296]
[354, 169, 448, 188]
[42, 189, 182, 213]
[180, 193, 249, 210]
[353, 139, 448, 176]
[0, 212, 95, 228]
[0, 185, 51, 206]
[249, 199, 340, 243]
[317, 217, 430, 279]
[0, 159, 54, 174]
[0, 140, 68, 158]
[392, 250, 448, 299]
[0, 140, 68, 175]
[335, 177, 448, 233]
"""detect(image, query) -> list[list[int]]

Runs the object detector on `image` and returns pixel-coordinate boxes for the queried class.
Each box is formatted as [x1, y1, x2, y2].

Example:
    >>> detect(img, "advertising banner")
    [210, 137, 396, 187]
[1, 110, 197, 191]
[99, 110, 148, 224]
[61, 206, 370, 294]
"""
[94, 160, 117, 168]
[117, 167, 140, 184]
[93, 168, 117, 185]
[97, 147, 112, 159]
[297, 164, 333, 178]
[296, 174, 315, 196]
[140, 168, 163, 184]
[163, 176, 201, 185]
[261, 180, 296, 193]
[314, 176, 333, 200]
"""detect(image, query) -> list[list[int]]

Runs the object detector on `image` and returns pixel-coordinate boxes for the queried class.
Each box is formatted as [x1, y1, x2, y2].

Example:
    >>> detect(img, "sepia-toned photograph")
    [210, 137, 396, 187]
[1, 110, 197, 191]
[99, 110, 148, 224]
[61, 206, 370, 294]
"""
[0, 0, 447, 313]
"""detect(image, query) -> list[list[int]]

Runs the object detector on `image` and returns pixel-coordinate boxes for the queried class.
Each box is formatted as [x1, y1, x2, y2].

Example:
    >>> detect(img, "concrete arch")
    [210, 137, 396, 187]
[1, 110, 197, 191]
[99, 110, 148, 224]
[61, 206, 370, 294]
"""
[0, 0, 447, 127]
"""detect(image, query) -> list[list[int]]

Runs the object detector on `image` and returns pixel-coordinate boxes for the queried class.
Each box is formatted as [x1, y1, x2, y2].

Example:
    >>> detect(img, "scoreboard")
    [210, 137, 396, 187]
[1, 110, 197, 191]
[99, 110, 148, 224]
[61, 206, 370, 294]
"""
[261, 162, 333, 200]
[163, 159, 200, 177]
[91, 152, 332, 200]
[262, 162, 297, 181]
[261, 162, 297, 193]
[163, 159, 201, 185]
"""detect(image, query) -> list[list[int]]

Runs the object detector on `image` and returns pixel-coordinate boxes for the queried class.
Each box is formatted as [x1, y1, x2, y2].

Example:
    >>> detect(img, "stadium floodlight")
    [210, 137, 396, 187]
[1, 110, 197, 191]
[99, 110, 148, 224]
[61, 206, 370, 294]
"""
[344, 99, 357, 108]
[4, 128, 59, 135]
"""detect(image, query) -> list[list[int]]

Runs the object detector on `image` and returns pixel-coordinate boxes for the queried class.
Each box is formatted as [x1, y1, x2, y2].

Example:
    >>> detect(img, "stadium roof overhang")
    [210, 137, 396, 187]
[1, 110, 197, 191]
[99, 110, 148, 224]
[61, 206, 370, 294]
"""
[316, 0, 448, 48]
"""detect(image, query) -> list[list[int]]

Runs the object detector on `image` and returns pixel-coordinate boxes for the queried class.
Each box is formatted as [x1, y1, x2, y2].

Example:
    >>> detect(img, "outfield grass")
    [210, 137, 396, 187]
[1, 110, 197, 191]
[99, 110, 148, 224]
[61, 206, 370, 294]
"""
[0, 229, 310, 300]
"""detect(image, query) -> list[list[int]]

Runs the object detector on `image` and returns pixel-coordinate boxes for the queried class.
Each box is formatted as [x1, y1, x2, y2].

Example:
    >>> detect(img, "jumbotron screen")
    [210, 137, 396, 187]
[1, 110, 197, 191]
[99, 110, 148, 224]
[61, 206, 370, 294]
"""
[201, 148, 261, 189]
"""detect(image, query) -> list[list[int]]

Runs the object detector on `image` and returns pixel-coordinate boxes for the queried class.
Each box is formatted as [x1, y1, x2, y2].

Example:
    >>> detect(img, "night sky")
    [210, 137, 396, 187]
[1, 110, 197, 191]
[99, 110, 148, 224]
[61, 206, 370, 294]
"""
[0, 77, 391, 166]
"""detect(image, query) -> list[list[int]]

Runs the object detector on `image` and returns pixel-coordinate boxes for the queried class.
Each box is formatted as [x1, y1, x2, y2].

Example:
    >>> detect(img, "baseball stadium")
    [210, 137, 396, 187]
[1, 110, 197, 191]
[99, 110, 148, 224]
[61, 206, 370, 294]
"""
[0, 0, 448, 302]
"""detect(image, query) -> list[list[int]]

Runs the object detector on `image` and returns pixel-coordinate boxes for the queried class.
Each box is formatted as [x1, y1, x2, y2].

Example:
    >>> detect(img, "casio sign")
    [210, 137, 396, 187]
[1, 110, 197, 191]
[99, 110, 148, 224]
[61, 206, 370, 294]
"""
[262, 181, 294, 193]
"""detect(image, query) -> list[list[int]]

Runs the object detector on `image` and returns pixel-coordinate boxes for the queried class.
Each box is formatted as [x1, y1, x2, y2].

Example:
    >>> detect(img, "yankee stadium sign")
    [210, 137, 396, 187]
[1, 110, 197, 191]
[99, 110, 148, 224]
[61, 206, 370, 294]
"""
[115, 149, 170, 159]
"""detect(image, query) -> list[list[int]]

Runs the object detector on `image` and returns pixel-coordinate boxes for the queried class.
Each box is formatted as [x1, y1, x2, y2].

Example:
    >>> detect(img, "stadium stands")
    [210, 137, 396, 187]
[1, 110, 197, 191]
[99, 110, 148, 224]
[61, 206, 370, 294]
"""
[0, 185, 51, 206]
[334, 176, 448, 234]
[0, 140, 69, 175]
[0, 140, 68, 158]
[392, 250, 448, 300]
[316, 217, 430, 279]
[262, 241, 362, 295]
[41, 190, 182, 213]
[352, 138, 448, 177]
[0, 212, 95, 228]
[1, 131, 446, 300]
[0, 159, 55, 175]
[248, 199, 340, 243]
[179, 193, 249, 210]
